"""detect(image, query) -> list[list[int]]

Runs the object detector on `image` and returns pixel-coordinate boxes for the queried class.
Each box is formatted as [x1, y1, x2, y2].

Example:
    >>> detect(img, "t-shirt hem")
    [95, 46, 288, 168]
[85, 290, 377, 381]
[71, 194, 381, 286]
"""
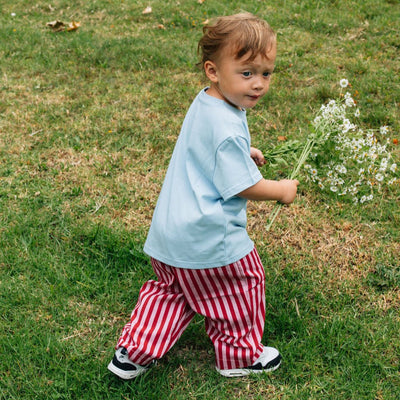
[143, 243, 255, 269]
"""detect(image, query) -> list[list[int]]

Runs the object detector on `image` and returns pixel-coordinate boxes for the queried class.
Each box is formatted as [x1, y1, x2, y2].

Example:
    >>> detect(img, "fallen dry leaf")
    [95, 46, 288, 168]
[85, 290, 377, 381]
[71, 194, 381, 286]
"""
[277, 135, 287, 141]
[67, 21, 81, 31]
[142, 6, 152, 14]
[46, 20, 65, 32]
[46, 20, 81, 32]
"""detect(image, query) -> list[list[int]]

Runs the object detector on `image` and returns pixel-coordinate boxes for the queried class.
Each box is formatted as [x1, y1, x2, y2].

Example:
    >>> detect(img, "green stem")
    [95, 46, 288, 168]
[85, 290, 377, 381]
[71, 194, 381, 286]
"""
[265, 138, 316, 232]
[265, 202, 283, 232]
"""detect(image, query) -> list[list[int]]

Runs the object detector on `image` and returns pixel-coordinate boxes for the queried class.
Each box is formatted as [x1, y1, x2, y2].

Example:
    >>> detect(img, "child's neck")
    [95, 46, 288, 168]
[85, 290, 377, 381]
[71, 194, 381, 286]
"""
[206, 84, 241, 110]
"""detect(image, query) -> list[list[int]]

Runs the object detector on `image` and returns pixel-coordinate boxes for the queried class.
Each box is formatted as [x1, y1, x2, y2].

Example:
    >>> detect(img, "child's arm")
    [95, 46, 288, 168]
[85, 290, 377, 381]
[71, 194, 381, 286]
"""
[238, 178, 299, 204]
[242, 147, 299, 203]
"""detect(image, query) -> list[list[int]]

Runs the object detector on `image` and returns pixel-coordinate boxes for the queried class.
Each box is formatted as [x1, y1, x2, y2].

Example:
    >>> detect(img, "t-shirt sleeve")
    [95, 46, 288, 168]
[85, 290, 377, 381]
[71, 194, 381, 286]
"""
[213, 136, 263, 201]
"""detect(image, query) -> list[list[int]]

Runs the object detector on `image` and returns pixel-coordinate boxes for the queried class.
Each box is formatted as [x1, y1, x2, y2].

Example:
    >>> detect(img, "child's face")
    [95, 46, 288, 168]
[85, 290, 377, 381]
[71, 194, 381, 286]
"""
[205, 42, 277, 110]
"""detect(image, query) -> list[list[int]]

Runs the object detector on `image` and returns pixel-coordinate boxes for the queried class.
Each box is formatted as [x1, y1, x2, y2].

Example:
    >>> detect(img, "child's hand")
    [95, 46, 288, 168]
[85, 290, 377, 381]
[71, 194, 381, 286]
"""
[250, 147, 266, 166]
[278, 179, 299, 205]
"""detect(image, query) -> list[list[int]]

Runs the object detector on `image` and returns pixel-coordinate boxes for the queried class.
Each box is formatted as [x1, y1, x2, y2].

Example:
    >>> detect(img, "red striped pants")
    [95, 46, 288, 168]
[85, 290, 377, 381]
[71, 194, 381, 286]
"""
[116, 248, 266, 370]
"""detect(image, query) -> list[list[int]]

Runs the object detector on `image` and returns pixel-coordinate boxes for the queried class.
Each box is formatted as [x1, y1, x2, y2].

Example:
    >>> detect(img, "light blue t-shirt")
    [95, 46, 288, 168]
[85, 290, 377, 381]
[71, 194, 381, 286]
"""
[143, 88, 263, 269]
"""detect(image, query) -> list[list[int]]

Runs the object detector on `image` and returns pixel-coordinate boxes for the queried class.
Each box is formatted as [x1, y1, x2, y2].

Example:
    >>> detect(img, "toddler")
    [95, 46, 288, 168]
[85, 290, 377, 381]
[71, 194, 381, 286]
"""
[108, 12, 299, 379]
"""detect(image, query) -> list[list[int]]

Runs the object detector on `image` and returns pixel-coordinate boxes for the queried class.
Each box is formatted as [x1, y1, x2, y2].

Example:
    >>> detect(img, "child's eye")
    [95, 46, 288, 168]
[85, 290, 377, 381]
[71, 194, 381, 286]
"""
[263, 72, 271, 78]
[242, 71, 252, 77]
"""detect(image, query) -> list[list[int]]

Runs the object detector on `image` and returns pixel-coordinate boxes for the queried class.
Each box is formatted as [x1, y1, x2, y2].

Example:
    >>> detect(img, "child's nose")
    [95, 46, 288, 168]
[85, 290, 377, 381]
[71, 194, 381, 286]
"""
[252, 76, 265, 90]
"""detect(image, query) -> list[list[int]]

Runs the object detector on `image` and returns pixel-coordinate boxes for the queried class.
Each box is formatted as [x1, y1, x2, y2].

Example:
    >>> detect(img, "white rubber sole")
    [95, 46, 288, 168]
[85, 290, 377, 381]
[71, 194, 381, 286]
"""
[107, 359, 151, 380]
[216, 359, 281, 377]
[216, 346, 282, 377]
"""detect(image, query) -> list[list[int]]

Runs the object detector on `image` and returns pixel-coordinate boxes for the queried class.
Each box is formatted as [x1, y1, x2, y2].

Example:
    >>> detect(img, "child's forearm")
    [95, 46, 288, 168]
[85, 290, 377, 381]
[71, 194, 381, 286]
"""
[238, 178, 299, 204]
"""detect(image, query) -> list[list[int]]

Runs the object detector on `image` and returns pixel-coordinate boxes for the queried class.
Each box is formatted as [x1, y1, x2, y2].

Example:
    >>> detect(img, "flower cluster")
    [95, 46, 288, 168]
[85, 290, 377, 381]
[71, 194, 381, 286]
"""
[303, 80, 398, 204]
[266, 79, 398, 231]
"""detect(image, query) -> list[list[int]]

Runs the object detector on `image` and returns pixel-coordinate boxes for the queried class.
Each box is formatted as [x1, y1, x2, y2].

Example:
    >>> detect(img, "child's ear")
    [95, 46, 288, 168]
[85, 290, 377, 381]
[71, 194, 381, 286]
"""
[204, 60, 218, 83]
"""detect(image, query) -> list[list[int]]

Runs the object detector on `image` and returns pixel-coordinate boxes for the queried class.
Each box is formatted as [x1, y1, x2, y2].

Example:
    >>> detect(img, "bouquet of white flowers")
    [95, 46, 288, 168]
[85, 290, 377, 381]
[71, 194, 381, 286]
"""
[266, 79, 399, 231]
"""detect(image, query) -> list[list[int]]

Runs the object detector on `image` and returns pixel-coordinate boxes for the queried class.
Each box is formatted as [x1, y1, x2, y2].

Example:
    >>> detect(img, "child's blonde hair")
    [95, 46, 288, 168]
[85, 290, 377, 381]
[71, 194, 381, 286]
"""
[198, 13, 276, 67]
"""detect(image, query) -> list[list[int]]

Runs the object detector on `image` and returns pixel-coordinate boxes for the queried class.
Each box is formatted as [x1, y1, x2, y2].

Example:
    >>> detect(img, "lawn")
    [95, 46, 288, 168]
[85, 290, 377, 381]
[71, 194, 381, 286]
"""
[0, 0, 399, 399]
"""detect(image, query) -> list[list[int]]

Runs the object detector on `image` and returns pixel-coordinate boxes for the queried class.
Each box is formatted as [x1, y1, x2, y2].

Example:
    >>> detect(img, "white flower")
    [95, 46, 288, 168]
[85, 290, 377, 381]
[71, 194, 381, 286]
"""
[360, 195, 367, 203]
[375, 173, 384, 182]
[335, 164, 347, 174]
[340, 79, 349, 88]
[352, 141, 362, 152]
[349, 184, 359, 194]
[341, 119, 355, 133]
[345, 97, 356, 107]
[354, 109, 360, 117]
[379, 158, 388, 171]
[390, 163, 397, 173]
[360, 194, 373, 203]
[330, 186, 338, 192]
[313, 116, 322, 125]
[380, 126, 389, 135]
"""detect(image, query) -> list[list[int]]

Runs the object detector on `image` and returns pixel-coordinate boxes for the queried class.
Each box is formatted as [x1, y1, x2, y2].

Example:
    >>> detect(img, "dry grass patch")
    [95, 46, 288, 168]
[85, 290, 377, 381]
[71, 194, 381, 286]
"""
[35, 145, 165, 228]
[249, 197, 375, 270]
[58, 299, 124, 344]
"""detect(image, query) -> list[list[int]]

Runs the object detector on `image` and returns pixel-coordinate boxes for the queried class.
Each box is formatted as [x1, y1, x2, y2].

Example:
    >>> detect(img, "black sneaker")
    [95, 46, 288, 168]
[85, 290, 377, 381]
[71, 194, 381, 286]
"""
[216, 346, 282, 377]
[107, 347, 155, 380]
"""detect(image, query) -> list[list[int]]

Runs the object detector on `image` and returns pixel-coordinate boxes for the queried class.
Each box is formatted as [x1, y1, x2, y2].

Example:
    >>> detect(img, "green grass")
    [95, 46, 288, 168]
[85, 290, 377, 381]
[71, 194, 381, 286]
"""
[1, 0, 399, 399]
